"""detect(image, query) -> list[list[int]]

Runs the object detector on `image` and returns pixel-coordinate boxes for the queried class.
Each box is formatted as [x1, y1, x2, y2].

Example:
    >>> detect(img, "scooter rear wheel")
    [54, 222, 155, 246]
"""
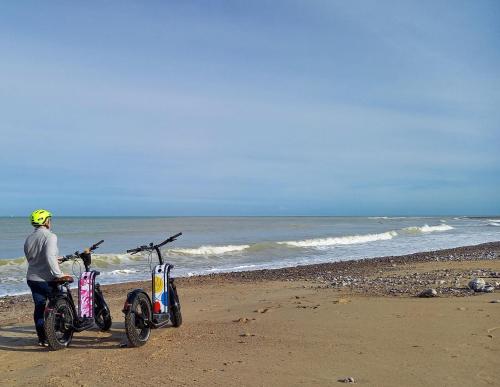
[124, 292, 152, 347]
[44, 298, 75, 350]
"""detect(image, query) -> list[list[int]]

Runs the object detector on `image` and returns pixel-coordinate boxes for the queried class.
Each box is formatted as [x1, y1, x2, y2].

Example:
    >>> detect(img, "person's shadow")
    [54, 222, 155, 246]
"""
[0, 322, 127, 352]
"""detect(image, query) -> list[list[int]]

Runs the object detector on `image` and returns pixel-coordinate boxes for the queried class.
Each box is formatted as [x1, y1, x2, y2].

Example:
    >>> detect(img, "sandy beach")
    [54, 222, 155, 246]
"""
[2, 1, 499, 386]
[1, 242, 499, 386]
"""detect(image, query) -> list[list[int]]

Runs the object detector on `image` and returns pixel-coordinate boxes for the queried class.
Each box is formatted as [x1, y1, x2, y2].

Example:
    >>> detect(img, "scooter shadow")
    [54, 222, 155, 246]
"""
[0, 322, 127, 353]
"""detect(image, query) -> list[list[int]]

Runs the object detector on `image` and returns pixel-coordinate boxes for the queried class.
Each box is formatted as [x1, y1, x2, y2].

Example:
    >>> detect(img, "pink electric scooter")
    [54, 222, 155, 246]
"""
[44, 240, 112, 350]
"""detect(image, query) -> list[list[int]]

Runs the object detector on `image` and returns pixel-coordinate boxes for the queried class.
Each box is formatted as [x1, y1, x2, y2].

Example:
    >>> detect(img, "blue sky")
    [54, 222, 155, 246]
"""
[0, 1, 499, 216]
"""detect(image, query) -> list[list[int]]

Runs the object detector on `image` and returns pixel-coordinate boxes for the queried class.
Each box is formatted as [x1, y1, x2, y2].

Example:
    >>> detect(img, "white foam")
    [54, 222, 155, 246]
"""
[404, 224, 454, 233]
[278, 231, 398, 248]
[185, 264, 262, 277]
[0, 289, 30, 297]
[108, 269, 138, 275]
[368, 216, 408, 219]
[170, 244, 250, 255]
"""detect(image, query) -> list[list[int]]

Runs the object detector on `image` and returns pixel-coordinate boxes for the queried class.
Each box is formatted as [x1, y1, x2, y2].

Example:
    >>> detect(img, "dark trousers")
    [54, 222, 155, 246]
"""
[27, 280, 51, 342]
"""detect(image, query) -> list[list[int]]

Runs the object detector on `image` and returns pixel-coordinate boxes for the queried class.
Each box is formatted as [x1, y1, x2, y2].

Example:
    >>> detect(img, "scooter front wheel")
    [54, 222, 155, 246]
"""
[169, 282, 182, 327]
[44, 298, 75, 350]
[94, 294, 112, 331]
[124, 292, 152, 347]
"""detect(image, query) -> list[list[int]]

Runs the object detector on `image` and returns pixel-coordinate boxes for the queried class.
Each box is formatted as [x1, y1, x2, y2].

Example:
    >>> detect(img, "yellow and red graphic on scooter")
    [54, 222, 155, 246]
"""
[152, 264, 169, 314]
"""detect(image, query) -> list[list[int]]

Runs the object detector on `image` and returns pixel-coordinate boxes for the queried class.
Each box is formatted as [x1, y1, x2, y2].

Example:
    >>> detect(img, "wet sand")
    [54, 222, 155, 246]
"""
[1, 242, 499, 386]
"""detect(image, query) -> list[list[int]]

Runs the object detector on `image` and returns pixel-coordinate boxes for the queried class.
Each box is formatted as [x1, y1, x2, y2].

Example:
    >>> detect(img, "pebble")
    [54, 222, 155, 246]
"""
[490, 300, 500, 303]
[340, 376, 356, 383]
[468, 278, 486, 292]
[418, 288, 437, 298]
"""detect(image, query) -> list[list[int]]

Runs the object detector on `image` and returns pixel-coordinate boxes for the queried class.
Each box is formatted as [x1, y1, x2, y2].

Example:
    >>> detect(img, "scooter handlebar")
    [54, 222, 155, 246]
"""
[89, 240, 104, 251]
[157, 232, 183, 248]
[126, 232, 182, 253]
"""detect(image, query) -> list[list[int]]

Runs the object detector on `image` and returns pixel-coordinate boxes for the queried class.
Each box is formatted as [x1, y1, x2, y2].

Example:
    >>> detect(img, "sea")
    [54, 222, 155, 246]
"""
[1, 216, 499, 297]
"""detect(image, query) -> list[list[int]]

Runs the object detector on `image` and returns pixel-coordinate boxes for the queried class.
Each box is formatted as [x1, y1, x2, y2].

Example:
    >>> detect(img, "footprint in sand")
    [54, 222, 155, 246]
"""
[296, 304, 320, 309]
[486, 326, 500, 338]
[332, 298, 351, 304]
[232, 317, 251, 323]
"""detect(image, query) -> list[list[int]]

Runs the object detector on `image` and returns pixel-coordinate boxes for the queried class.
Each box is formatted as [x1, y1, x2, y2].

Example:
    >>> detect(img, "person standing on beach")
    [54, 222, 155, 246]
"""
[24, 209, 67, 346]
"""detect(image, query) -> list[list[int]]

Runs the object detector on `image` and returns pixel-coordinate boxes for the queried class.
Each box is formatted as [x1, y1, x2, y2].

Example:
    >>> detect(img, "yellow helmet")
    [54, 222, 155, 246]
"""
[30, 209, 52, 227]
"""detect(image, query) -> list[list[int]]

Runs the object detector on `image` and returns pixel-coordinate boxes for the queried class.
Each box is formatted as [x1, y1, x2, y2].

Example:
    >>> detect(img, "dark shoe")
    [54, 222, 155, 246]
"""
[38, 341, 47, 347]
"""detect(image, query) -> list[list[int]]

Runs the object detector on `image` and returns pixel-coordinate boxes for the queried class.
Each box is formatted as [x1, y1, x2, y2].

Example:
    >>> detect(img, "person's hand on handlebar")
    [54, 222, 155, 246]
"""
[80, 248, 91, 257]
[56, 257, 71, 278]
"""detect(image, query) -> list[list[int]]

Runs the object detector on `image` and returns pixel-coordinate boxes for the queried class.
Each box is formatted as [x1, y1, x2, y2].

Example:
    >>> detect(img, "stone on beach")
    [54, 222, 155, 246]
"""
[468, 278, 486, 292]
[418, 288, 437, 298]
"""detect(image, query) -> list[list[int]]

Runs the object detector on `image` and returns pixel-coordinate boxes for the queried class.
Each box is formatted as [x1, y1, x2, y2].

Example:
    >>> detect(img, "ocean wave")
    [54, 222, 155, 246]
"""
[170, 244, 250, 256]
[278, 231, 398, 248]
[0, 257, 26, 266]
[108, 269, 139, 276]
[61, 254, 139, 269]
[403, 224, 454, 233]
[488, 222, 500, 227]
[368, 216, 408, 220]
[245, 242, 284, 252]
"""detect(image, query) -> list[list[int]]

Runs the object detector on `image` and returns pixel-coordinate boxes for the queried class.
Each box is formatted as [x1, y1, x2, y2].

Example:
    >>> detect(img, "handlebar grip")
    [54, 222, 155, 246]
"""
[90, 240, 104, 251]
[126, 248, 140, 254]
[158, 232, 183, 248]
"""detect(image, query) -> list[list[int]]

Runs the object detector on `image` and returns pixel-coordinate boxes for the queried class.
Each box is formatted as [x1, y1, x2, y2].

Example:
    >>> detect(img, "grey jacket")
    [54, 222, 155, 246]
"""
[24, 227, 63, 282]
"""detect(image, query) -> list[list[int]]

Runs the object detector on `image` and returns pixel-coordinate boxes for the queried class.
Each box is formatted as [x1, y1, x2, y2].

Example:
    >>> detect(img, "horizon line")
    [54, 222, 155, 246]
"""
[1, 214, 499, 218]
